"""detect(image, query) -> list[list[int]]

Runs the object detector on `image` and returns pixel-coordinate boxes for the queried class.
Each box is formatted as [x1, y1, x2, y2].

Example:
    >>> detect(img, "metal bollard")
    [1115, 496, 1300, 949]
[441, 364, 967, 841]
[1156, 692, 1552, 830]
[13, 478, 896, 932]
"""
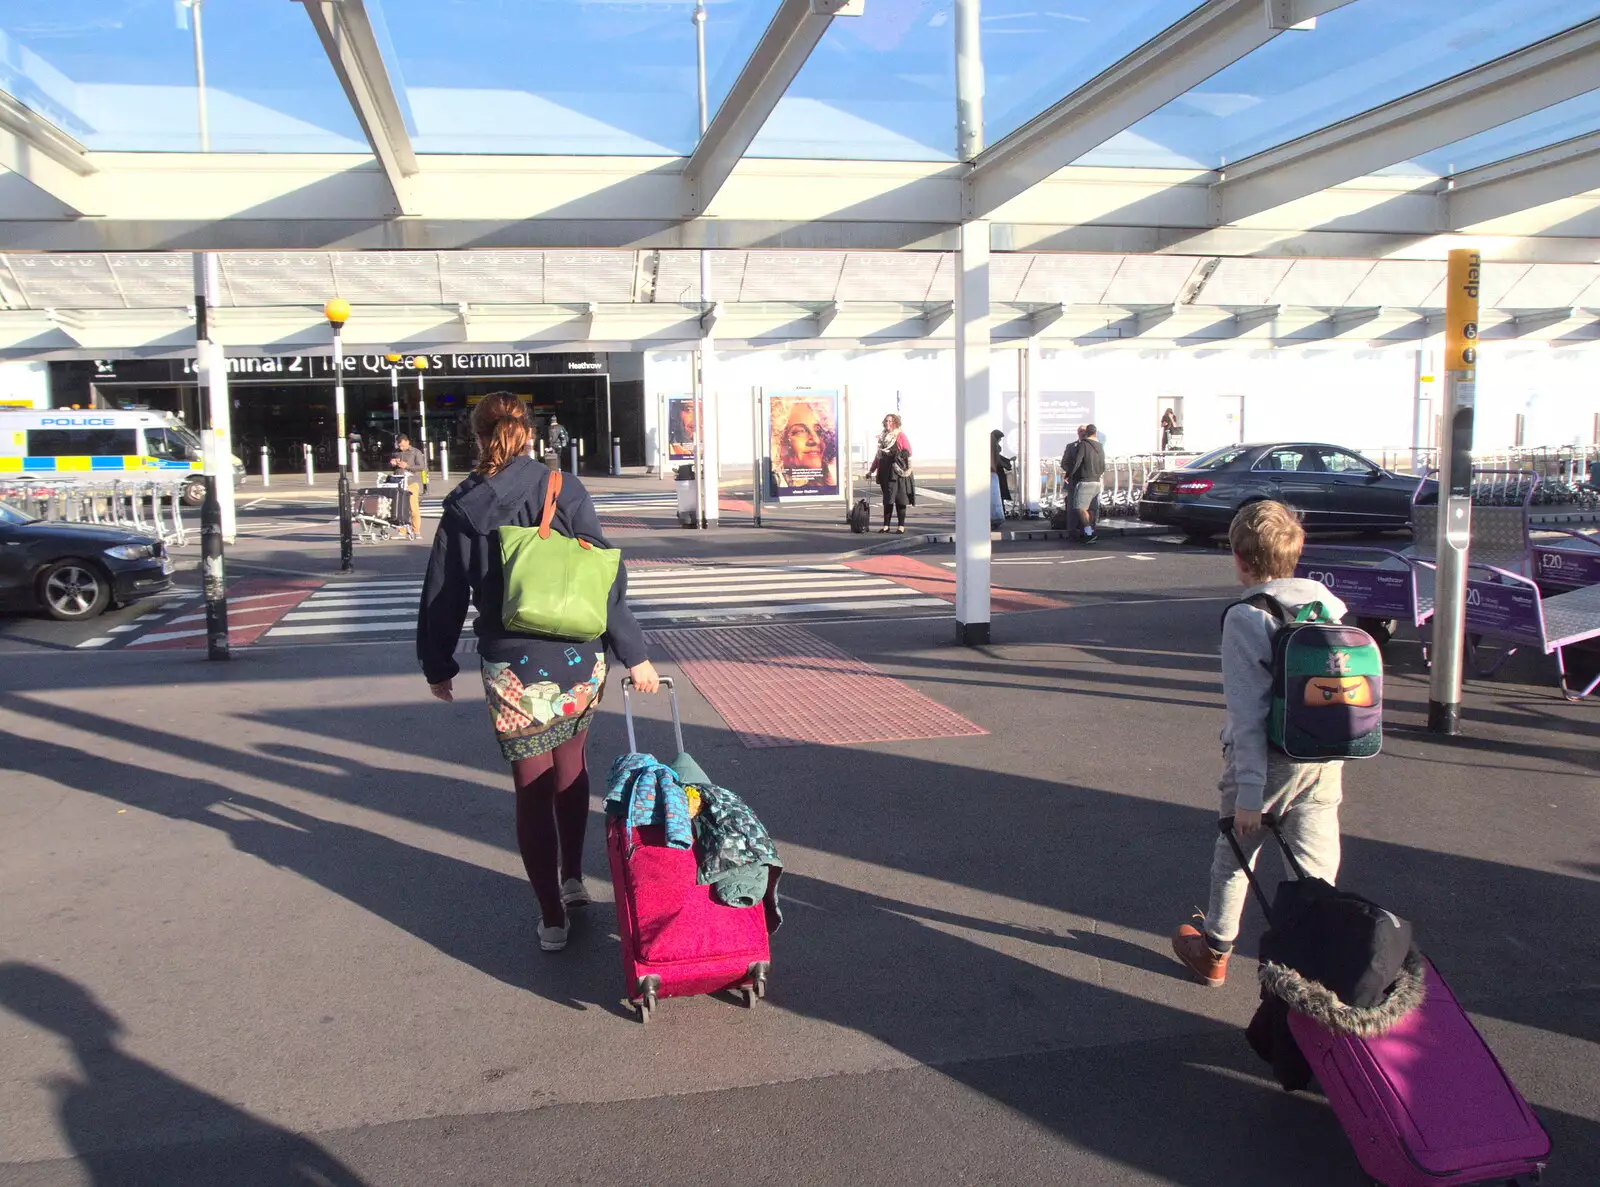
[261, 445, 271, 487]
[201, 475, 229, 660]
[304, 443, 315, 486]
[441, 445, 450, 484]
[569, 443, 579, 474]
[612, 436, 622, 476]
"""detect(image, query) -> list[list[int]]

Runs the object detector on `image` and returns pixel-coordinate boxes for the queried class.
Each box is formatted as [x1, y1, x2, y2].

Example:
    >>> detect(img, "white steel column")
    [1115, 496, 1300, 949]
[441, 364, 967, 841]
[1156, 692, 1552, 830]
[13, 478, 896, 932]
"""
[1412, 347, 1435, 472]
[954, 220, 993, 644]
[1024, 337, 1043, 515]
[193, 252, 235, 543]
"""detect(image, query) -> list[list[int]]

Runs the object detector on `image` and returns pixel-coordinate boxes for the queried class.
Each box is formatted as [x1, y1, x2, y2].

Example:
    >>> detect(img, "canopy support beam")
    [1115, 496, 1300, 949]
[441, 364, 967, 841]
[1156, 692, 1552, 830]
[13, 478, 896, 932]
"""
[296, 0, 420, 216]
[1212, 18, 1600, 226]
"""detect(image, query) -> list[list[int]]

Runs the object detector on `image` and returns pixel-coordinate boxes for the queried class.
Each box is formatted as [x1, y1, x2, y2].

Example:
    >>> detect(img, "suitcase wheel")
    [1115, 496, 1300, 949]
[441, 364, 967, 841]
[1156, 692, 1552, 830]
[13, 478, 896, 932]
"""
[634, 975, 661, 1025]
[740, 961, 770, 1008]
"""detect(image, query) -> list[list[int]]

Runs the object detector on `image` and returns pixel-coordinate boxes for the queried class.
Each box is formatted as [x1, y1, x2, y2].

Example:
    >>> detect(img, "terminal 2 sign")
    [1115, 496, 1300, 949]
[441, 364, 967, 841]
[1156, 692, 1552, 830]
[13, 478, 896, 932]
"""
[89, 352, 606, 383]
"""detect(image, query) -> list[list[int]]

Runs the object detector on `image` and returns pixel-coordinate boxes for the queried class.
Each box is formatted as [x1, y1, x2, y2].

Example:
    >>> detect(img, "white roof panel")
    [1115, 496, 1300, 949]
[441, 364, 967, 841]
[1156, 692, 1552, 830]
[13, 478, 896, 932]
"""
[219, 253, 338, 306]
[989, 253, 1033, 304]
[330, 253, 444, 304]
[1202, 258, 1294, 306]
[1014, 254, 1125, 305]
[836, 252, 944, 302]
[438, 253, 545, 304]
[1101, 256, 1195, 306]
[654, 251, 703, 304]
[107, 254, 195, 308]
[737, 252, 848, 302]
[7, 254, 123, 308]
[543, 251, 636, 303]
[1496, 263, 1600, 310]
[1344, 260, 1443, 307]
[1270, 260, 1376, 307]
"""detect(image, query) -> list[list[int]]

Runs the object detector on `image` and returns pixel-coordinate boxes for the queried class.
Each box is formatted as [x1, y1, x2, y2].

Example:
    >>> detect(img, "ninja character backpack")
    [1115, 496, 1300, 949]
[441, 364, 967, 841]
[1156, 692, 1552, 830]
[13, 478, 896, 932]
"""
[1225, 594, 1383, 761]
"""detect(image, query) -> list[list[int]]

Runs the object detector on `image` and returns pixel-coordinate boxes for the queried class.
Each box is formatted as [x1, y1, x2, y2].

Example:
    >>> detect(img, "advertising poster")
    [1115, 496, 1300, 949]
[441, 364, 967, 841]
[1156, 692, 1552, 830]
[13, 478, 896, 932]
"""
[768, 391, 841, 500]
[1038, 391, 1095, 461]
[666, 395, 697, 461]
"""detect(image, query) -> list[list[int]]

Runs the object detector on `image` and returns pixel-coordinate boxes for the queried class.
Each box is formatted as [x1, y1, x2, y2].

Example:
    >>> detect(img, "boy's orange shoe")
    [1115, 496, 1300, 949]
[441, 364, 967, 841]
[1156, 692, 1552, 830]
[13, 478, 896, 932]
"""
[1171, 924, 1229, 987]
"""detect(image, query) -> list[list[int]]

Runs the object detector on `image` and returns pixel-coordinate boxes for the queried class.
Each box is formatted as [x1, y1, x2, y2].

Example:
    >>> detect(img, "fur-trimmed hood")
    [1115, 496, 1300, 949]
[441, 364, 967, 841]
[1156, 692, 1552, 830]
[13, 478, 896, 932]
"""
[1259, 947, 1427, 1037]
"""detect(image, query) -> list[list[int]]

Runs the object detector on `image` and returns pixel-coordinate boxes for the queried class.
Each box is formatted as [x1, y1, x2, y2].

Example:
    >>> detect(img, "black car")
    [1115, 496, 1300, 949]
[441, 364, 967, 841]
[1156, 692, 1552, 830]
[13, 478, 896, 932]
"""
[0, 501, 173, 621]
[1138, 443, 1429, 540]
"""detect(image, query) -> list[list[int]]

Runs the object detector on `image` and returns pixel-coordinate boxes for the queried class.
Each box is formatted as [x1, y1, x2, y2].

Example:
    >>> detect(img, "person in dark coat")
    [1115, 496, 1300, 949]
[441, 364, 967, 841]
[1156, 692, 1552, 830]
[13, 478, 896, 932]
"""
[417, 393, 661, 954]
[991, 429, 1014, 504]
[865, 413, 914, 532]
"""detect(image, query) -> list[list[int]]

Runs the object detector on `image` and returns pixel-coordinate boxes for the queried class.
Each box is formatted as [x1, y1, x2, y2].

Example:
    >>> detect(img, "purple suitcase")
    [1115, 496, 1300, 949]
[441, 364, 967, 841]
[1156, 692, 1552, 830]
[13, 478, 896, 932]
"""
[1222, 818, 1551, 1186]
[1289, 958, 1549, 1186]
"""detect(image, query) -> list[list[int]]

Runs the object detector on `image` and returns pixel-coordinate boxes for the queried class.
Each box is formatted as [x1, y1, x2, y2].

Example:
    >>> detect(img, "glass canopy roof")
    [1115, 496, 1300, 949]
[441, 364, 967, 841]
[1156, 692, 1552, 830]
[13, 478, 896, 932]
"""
[373, 0, 778, 156]
[0, 0, 1595, 210]
[0, 0, 366, 152]
[1077, 0, 1600, 169]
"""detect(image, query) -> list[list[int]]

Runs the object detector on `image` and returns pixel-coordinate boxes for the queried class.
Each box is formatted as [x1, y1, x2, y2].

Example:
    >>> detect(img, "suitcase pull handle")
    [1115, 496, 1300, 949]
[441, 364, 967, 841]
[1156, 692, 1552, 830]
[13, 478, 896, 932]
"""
[621, 675, 682, 756]
[1217, 814, 1306, 915]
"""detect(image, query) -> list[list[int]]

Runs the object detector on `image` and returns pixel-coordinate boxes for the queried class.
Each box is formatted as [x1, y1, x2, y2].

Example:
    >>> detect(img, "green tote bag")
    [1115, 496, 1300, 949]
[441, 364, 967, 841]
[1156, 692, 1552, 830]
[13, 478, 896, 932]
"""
[498, 470, 621, 641]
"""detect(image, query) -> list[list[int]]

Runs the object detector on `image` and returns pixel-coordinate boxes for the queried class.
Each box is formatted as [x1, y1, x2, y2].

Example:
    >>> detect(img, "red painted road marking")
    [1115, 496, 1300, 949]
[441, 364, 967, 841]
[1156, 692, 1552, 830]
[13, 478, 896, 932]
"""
[844, 554, 1063, 613]
[649, 624, 986, 749]
[125, 577, 323, 649]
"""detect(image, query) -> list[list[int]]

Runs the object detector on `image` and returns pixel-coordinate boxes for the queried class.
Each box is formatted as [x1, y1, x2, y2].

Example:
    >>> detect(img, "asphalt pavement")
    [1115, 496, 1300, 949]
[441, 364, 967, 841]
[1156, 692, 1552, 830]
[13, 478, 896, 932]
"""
[1, 478, 1596, 1186]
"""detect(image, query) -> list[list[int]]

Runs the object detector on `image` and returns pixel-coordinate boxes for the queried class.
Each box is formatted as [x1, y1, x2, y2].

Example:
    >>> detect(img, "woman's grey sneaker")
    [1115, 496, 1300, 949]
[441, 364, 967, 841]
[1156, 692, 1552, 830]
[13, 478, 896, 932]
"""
[560, 878, 591, 908]
[539, 921, 570, 952]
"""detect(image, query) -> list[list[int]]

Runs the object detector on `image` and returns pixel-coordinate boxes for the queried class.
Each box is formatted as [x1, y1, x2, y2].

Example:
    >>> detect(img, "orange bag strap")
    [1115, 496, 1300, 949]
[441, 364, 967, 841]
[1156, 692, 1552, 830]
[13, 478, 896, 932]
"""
[536, 469, 593, 549]
[537, 469, 562, 539]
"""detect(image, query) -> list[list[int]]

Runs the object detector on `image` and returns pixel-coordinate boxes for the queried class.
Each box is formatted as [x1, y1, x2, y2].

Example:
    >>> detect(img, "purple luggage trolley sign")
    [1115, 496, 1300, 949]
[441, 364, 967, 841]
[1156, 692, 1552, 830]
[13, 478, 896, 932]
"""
[1298, 563, 1414, 619]
[1535, 544, 1600, 589]
[1465, 579, 1544, 647]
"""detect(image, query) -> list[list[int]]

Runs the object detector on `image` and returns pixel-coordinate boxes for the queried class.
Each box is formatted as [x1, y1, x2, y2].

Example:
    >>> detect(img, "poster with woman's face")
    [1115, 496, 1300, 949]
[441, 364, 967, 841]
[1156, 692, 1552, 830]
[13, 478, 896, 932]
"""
[768, 392, 840, 500]
[666, 396, 697, 461]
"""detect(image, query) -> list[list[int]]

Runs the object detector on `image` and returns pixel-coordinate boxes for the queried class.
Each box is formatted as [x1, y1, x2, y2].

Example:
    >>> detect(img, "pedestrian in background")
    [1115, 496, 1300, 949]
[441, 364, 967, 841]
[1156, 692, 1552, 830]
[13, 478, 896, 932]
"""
[866, 413, 913, 533]
[417, 393, 661, 954]
[1067, 424, 1105, 543]
[990, 429, 1012, 527]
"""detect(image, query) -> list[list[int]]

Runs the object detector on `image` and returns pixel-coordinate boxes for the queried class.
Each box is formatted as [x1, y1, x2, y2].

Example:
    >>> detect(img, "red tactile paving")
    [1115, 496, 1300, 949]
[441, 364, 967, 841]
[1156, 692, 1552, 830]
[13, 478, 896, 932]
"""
[845, 554, 1064, 614]
[649, 624, 987, 749]
[126, 577, 322, 650]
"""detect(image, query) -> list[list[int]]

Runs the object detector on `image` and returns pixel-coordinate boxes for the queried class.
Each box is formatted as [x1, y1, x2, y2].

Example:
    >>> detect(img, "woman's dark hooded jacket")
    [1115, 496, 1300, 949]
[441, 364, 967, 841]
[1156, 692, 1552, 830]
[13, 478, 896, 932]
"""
[416, 455, 648, 686]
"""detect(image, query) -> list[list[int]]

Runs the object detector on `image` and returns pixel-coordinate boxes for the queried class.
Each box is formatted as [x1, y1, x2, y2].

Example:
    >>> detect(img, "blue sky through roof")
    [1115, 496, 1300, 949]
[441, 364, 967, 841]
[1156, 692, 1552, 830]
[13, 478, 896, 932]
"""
[1394, 90, 1600, 177]
[0, 0, 366, 151]
[371, 0, 778, 156]
[1077, 0, 1600, 169]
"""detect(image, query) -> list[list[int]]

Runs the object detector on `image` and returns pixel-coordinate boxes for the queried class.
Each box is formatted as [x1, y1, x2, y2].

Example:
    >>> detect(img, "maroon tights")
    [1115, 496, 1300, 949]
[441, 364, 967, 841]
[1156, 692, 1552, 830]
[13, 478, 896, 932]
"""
[511, 731, 591, 927]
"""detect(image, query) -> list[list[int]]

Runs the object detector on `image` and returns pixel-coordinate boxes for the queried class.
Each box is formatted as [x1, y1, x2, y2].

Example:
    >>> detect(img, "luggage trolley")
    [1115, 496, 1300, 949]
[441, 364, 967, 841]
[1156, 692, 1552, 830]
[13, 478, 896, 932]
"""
[352, 472, 417, 542]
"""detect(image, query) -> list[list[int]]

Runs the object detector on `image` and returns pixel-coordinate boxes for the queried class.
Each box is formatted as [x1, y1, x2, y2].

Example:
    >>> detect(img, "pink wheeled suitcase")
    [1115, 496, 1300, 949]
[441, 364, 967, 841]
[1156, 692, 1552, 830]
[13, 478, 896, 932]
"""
[1288, 959, 1550, 1186]
[1223, 818, 1551, 1186]
[607, 677, 772, 1023]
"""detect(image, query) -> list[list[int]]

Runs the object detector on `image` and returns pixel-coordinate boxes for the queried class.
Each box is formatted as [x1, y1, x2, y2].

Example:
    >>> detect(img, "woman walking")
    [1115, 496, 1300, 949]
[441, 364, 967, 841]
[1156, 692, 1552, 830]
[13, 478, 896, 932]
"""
[417, 393, 660, 954]
[866, 413, 913, 532]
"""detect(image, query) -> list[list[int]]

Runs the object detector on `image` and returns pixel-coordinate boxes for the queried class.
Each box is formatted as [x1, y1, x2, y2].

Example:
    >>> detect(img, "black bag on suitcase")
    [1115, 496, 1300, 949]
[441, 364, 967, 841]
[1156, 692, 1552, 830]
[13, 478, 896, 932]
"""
[847, 497, 871, 533]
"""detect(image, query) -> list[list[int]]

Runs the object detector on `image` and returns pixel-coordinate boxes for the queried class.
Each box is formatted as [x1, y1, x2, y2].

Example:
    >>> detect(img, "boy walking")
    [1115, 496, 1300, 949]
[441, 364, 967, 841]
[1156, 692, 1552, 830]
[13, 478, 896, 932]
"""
[1171, 500, 1347, 986]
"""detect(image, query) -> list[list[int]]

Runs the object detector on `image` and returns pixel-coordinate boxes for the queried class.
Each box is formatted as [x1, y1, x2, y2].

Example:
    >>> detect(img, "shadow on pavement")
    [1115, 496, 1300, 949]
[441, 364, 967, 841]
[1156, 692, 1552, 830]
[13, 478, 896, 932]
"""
[0, 963, 369, 1186]
[4, 682, 1596, 1184]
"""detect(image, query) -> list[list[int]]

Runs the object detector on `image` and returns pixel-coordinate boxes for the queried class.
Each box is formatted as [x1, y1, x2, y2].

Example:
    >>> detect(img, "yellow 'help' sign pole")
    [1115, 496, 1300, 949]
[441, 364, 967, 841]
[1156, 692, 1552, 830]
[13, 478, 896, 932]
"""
[1427, 249, 1479, 734]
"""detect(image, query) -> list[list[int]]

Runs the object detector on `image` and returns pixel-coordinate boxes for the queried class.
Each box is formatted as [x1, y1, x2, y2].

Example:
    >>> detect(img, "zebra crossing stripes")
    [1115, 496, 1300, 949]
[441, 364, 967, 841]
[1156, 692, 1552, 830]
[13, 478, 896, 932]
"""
[625, 564, 945, 624]
[420, 491, 675, 523]
[246, 562, 946, 644]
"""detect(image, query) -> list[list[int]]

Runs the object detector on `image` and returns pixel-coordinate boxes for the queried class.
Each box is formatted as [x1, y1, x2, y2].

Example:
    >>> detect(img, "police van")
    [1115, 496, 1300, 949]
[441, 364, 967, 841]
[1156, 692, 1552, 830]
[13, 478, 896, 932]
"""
[0, 410, 242, 505]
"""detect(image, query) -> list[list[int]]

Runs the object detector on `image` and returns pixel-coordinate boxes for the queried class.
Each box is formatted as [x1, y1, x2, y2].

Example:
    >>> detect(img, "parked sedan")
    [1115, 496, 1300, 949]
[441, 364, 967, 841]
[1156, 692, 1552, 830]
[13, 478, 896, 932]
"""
[0, 501, 173, 621]
[1138, 443, 1429, 539]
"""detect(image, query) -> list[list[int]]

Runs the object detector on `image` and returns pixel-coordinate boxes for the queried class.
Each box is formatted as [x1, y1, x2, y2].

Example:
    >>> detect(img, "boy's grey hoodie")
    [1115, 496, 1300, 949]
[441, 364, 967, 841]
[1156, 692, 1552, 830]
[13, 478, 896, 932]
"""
[1222, 577, 1347, 811]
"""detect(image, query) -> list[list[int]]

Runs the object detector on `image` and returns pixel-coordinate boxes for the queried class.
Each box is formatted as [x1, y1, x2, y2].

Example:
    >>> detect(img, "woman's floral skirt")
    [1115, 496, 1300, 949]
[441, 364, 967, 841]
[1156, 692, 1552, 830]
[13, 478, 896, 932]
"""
[480, 650, 607, 762]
